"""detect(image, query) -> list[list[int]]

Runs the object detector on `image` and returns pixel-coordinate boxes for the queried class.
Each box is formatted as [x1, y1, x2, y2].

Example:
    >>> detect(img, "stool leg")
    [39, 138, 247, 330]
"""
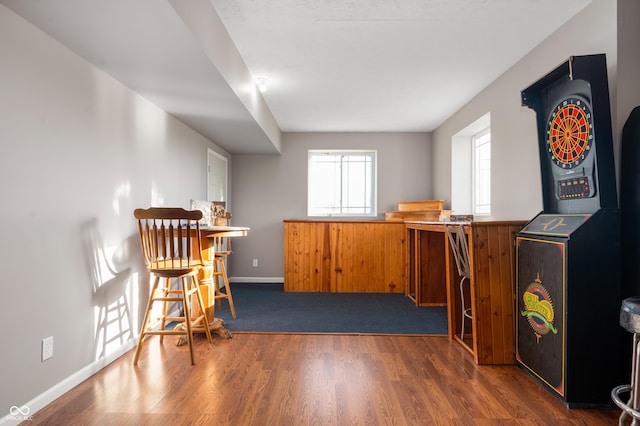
[213, 256, 236, 319]
[160, 277, 170, 344]
[181, 276, 196, 366]
[218, 259, 236, 319]
[214, 258, 223, 310]
[619, 334, 640, 426]
[460, 276, 466, 340]
[460, 276, 471, 340]
[632, 334, 640, 426]
[133, 276, 160, 365]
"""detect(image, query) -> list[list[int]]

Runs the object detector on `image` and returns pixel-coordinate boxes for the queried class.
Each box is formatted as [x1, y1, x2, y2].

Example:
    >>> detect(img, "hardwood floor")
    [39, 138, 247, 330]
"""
[28, 333, 620, 425]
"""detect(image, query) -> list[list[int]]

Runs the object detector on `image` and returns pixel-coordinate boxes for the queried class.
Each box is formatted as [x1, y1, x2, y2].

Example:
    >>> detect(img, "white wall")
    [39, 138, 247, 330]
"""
[0, 5, 228, 419]
[432, 0, 617, 220]
[617, 0, 640, 131]
[229, 132, 432, 279]
[1, 0, 633, 420]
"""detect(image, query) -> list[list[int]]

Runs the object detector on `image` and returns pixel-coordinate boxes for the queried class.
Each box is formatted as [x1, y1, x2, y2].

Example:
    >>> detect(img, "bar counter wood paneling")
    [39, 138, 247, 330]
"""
[283, 220, 407, 293]
[406, 220, 526, 365]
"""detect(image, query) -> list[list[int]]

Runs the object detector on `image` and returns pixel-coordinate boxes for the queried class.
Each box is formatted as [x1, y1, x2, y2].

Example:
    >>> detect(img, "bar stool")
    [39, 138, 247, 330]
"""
[612, 297, 640, 425]
[133, 208, 213, 365]
[444, 224, 472, 340]
[212, 235, 236, 319]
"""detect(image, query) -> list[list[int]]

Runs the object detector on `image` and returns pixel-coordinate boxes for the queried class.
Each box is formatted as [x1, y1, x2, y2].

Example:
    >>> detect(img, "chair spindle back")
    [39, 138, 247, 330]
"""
[134, 208, 205, 272]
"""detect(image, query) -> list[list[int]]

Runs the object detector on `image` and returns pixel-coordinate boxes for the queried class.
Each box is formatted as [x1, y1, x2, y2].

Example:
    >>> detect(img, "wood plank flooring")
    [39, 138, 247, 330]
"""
[28, 333, 620, 425]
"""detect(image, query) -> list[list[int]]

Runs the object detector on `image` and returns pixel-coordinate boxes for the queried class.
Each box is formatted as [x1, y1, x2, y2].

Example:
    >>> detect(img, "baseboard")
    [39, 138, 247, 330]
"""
[0, 305, 186, 425]
[229, 277, 284, 283]
[0, 340, 137, 425]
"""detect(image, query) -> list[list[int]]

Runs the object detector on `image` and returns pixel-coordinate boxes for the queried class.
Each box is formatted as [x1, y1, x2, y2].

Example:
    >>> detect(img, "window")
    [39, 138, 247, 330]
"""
[472, 129, 491, 216]
[451, 112, 491, 216]
[308, 150, 376, 217]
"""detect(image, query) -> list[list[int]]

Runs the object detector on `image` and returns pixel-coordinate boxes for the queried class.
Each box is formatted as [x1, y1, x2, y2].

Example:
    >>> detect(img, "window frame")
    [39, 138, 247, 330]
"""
[307, 149, 377, 217]
[472, 128, 491, 216]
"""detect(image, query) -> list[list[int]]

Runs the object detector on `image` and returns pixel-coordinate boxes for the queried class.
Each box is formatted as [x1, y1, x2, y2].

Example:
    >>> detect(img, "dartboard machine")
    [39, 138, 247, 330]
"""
[516, 55, 623, 407]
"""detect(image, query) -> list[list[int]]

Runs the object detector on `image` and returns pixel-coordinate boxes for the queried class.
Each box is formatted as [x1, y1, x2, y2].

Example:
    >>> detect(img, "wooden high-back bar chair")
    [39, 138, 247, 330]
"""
[133, 207, 212, 365]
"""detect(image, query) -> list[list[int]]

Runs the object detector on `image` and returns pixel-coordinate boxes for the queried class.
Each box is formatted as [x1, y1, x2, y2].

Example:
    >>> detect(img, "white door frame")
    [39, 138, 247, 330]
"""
[207, 149, 228, 204]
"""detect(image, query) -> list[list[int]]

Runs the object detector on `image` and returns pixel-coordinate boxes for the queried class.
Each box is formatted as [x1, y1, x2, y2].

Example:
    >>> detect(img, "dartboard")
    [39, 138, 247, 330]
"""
[546, 97, 593, 169]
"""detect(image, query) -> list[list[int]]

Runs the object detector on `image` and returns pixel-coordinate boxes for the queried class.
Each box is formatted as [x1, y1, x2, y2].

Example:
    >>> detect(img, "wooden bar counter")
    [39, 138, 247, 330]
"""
[406, 220, 525, 365]
[283, 218, 524, 365]
[283, 220, 407, 293]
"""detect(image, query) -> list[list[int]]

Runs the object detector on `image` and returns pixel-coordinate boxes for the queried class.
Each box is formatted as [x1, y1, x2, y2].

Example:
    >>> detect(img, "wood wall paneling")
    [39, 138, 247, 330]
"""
[284, 220, 407, 293]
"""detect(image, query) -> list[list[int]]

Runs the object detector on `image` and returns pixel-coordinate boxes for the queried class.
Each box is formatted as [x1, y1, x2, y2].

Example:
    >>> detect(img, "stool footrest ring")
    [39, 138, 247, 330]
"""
[612, 384, 640, 421]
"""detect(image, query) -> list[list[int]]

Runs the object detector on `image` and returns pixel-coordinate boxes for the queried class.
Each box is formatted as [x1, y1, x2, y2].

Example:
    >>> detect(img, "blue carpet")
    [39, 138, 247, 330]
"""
[215, 283, 448, 335]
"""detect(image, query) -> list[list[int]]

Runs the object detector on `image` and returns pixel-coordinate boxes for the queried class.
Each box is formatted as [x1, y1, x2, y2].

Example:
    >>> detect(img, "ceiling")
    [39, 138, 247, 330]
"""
[1, 0, 591, 154]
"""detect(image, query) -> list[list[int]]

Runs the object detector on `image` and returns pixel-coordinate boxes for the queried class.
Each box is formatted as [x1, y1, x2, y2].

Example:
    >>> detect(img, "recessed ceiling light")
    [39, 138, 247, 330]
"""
[255, 76, 269, 92]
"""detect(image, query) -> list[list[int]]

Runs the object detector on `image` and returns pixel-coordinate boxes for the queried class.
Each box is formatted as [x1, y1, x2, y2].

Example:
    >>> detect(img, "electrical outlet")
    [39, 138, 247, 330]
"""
[42, 336, 53, 361]
[252, 258, 258, 267]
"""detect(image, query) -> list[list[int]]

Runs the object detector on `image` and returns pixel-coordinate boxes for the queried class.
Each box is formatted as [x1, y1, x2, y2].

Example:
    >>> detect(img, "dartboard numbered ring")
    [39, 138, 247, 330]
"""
[546, 97, 594, 169]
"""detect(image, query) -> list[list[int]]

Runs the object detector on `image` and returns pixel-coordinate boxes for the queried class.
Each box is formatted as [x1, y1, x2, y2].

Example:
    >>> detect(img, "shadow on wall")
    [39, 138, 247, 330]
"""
[112, 231, 149, 334]
[81, 219, 147, 361]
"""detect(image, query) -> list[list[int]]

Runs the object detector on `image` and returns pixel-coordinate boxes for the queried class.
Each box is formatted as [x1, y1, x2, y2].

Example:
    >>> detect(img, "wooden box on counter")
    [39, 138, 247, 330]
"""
[385, 199, 444, 222]
[283, 220, 407, 293]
